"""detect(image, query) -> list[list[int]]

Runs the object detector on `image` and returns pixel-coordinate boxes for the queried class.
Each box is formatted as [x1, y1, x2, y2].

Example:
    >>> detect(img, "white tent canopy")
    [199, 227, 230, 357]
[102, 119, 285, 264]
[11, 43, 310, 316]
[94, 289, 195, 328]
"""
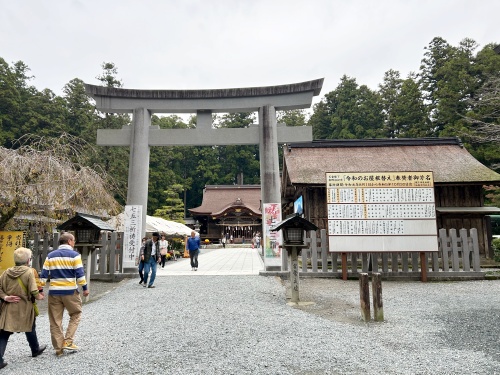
[107, 213, 194, 237]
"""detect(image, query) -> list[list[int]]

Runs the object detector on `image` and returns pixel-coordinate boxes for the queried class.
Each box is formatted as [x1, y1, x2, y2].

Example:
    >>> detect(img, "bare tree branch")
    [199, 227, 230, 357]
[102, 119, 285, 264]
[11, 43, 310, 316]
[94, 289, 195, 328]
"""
[0, 133, 123, 230]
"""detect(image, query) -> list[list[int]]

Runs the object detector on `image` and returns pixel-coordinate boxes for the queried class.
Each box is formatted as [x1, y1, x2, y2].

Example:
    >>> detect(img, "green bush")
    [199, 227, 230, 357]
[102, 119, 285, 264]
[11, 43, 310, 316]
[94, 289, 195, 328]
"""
[169, 239, 184, 251]
[493, 238, 500, 262]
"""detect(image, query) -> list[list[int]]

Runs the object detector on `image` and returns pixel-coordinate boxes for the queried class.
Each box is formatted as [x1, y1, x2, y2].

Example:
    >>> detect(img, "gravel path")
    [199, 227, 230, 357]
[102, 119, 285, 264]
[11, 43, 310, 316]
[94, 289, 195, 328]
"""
[3, 275, 500, 374]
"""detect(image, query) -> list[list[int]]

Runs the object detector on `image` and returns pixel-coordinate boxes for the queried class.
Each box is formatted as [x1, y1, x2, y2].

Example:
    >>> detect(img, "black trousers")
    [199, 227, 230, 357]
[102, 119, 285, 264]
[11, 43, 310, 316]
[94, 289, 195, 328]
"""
[189, 250, 199, 268]
[138, 261, 144, 281]
[0, 319, 40, 364]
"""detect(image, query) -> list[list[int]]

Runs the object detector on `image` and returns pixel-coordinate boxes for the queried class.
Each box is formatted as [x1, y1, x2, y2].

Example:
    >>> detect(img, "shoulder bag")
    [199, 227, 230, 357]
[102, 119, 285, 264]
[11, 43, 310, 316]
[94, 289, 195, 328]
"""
[17, 277, 39, 317]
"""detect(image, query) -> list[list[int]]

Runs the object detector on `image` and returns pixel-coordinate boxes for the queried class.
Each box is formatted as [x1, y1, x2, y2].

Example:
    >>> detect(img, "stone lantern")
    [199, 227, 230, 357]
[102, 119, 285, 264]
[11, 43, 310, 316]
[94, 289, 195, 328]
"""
[271, 213, 318, 303]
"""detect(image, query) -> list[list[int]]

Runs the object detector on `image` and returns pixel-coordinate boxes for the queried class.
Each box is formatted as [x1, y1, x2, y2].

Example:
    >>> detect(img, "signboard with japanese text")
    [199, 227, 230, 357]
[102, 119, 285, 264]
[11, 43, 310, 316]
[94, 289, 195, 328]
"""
[122, 205, 143, 269]
[0, 231, 24, 274]
[326, 172, 438, 253]
[263, 203, 283, 268]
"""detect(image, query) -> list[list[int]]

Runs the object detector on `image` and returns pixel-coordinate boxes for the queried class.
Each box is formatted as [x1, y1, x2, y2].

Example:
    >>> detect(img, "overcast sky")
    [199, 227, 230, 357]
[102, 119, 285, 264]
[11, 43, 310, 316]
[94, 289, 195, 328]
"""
[1, 0, 498, 111]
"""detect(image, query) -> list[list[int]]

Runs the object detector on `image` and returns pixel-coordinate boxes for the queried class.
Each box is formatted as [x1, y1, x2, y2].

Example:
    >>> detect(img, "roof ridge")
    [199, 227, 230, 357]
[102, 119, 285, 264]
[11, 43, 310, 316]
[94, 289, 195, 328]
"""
[287, 137, 462, 149]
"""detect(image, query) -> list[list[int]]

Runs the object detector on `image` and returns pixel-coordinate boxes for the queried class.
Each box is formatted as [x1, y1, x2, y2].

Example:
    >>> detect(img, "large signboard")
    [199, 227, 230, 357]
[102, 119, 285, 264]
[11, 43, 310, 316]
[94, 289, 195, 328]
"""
[262, 203, 283, 268]
[0, 231, 24, 274]
[122, 205, 143, 269]
[326, 172, 438, 253]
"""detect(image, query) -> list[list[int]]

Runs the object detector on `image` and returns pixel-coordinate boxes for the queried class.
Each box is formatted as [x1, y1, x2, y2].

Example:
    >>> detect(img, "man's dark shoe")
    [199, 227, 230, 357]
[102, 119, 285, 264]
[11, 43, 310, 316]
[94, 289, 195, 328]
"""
[139, 280, 143, 285]
[0, 362, 7, 369]
[32, 344, 47, 357]
[148, 285, 155, 288]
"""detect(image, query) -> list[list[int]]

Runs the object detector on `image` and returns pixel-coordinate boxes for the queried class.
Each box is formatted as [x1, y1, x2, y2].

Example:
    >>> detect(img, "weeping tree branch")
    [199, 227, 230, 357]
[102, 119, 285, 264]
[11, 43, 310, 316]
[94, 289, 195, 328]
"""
[463, 74, 500, 143]
[0, 133, 123, 231]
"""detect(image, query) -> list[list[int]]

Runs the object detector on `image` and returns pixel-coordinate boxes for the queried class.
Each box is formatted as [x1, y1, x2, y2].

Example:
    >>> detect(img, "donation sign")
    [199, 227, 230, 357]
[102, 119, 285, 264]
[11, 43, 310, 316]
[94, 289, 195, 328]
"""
[123, 205, 143, 268]
[0, 231, 24, 274]
[326, 172, 438, 253]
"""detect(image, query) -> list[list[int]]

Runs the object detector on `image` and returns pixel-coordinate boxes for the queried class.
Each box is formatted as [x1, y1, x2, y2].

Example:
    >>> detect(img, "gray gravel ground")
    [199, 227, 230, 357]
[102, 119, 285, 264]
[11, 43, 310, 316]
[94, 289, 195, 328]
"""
[3, 275, 500, 374]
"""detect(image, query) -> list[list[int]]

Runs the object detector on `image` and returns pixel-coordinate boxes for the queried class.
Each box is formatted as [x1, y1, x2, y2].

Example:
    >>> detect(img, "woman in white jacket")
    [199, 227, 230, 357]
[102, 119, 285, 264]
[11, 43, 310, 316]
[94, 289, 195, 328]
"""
[159, 234, 169, 268]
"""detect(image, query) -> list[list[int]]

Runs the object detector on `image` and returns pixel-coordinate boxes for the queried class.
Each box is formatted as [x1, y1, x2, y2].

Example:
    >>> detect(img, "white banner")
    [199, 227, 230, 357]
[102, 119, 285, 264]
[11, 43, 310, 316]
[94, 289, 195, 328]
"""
[122, 205, 143, 269]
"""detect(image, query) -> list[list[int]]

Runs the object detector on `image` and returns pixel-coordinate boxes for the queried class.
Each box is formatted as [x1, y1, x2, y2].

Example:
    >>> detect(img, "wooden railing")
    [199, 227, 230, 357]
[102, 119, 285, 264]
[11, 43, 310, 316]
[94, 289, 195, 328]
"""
[31, 232, 125, 281]
[31, 228, 484, 281]
[280, 228, 484, 280]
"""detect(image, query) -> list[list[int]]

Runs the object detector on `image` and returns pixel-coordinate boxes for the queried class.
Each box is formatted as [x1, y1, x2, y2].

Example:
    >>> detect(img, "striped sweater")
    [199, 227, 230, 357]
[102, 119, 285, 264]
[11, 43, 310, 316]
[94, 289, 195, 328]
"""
[40, 244, 88, 295]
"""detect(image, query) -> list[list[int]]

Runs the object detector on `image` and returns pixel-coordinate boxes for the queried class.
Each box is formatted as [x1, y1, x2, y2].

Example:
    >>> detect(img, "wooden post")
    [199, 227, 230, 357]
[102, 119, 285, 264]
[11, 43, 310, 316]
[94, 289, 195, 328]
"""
[359, 272, 370, 322]
[183, 235, 189, 258]
[420, 252, 427, 282]
[81, 245, 91, 303]
[342, 252, 348, 280]
[290, 246, 300, 303]
[372, 273, 384, 321]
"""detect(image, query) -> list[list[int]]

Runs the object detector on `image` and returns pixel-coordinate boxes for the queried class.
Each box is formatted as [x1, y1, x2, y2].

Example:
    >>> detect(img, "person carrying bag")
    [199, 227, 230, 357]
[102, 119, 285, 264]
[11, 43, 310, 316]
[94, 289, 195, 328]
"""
[0, 247, 46, 369]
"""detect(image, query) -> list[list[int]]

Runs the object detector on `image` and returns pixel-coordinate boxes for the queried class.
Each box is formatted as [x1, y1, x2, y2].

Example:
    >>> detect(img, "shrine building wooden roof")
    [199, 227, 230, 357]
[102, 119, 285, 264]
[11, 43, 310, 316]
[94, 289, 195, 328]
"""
[282, 138, 500, 187]
[189, 185, 262, 217]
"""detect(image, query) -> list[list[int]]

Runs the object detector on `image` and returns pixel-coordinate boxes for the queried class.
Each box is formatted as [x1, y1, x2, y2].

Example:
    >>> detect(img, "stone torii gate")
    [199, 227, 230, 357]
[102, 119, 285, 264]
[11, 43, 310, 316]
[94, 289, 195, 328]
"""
[85, 79, 323, 270]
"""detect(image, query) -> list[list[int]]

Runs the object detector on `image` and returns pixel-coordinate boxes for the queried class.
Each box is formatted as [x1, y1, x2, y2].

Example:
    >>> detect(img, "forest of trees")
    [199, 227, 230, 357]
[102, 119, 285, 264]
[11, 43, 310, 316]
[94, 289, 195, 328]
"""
[0, 36, 499, 224]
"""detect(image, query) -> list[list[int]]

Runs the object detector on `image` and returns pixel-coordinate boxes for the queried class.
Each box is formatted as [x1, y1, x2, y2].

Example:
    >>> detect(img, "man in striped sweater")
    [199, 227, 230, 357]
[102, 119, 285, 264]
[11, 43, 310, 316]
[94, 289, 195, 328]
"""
[40, 232, 90, 357]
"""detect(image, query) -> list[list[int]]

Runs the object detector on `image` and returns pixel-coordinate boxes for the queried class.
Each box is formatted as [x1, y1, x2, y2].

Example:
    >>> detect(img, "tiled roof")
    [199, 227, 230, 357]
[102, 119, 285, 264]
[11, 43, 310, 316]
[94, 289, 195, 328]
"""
[189, 185, 261, 215]
[283, 138, 500, 185]
[58, 212, 115, 231]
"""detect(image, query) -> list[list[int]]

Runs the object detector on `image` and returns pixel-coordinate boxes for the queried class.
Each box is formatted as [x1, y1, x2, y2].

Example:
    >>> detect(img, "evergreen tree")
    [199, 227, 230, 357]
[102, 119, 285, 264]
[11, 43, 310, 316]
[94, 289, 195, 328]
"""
[379, 70, 430, 138]
[0, 58, 21, 146]
[313, 75, 384, 139]
[309, 101, 332, 140]
[91, 62, 130, 205]
[277, 109, 307, 127]
[153, 184, 185, 222]
[63, 78, 97, 140]
[148, 115, 190, 215]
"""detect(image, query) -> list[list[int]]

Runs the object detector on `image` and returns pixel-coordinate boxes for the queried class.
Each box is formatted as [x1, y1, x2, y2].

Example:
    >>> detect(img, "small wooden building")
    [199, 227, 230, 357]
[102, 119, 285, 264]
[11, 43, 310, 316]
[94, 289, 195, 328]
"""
[281, 138, 500, 256]
[189, 185, 262, 243]
[57, 212, 115, 245]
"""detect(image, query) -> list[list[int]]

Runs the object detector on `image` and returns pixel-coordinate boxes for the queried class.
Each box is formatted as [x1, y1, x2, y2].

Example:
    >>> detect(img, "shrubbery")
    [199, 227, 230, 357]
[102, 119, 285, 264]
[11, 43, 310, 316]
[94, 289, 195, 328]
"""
[493, 238, 500, 262]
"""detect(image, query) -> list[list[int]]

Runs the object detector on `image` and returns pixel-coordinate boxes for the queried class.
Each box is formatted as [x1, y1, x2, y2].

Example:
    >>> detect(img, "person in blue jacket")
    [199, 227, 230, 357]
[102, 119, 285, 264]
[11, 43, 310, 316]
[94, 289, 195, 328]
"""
[186, 231, 201, 271]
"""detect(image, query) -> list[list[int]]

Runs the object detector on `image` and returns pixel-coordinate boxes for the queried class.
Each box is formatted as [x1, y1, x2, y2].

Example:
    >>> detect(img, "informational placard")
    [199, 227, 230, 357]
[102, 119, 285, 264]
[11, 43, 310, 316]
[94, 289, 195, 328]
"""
[326, 172, 438, 252]
[122, 205, 143, 269]
[262, 203, 282, 268]
[0, 231, 24, 274]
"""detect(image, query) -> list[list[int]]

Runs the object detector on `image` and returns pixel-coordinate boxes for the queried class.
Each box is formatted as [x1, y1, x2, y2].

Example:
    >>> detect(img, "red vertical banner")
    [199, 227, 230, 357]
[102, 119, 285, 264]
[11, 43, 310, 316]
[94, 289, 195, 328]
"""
[263, 203, 282, 268]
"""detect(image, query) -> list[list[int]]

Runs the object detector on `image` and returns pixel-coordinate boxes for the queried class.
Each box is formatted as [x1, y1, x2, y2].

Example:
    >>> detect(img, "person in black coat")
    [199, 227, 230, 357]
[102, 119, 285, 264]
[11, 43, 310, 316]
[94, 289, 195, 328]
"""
[141, 232, 161, 288]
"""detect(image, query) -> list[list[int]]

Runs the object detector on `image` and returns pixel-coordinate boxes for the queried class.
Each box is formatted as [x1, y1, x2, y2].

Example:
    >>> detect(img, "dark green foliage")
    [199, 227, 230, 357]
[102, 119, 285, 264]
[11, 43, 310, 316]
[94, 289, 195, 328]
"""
[379, 70, 431, 138]
[492, 238, 500, 262]
[310, 75, 384, 139]
[277, 109, 307, 127]
[153, 184, 185, 222]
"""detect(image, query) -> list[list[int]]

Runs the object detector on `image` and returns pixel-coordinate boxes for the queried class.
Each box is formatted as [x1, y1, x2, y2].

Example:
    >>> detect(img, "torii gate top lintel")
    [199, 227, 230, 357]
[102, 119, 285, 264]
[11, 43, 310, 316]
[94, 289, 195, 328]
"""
[84, 78, 324, 113]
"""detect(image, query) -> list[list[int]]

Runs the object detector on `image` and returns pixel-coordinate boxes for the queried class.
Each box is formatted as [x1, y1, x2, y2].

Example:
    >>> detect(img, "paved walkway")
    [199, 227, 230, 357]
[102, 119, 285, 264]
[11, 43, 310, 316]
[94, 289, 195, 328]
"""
[155, 246, 264, 276]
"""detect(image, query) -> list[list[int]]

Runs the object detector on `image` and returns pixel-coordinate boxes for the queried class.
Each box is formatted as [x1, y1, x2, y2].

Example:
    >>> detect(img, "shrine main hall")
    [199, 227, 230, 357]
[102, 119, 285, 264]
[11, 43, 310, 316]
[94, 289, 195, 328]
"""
[189, 185, 262, 243]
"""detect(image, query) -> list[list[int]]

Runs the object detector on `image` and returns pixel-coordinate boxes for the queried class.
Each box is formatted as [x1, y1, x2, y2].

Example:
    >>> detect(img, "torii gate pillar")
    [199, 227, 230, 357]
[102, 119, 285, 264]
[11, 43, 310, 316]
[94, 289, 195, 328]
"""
[128, 107, 151, 210]
[85, 79, 324, 271]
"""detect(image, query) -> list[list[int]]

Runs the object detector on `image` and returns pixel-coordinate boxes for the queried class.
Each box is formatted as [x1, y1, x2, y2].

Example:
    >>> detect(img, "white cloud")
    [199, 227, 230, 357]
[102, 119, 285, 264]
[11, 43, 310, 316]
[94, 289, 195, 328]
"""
[1, 0, 498, 105]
